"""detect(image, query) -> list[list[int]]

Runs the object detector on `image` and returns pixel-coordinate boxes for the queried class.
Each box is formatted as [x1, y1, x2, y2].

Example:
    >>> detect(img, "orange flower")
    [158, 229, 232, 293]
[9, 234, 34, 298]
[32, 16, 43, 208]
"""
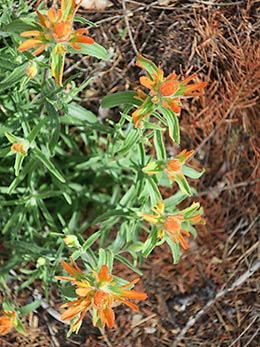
[164, 215, 190, 250]
[18, 0, 94, 85]
[165, 149, 194, 180]
[56, 261, 147, 331]
[142, 149, 194, 181]
[0, 311, 17, 335]
[142, 201, 204, 250]
[11, 143, 28, 156]
[132, 55, 207, 128]
[18, 0, 94, 55]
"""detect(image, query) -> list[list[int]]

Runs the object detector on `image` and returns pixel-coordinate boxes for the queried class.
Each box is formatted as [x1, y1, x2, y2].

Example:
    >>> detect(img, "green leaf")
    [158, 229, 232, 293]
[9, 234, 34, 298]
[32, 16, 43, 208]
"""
[68, 102, 97, 123]
[49, 118, 60, 155]
[136, 55, 158, 76]
[181, 202, 200, 217]
[0, 57, 17, 71]
[158, 106, 180, 144]
[27, 118, 47, 143]
[182, 166, 204, 179]
[118, 129, 140, 155]
[82, 230, 102, 251]
[3, 18, 37, 33]
[164, 234, 181, 264]
[98, 249, 114, 273]
[101, 91, 139, 109]
[8, 160, 37, 194]
[5, 132, 18, 143]
[141, 176, 161, 206]
[14, 317, 26, 335]
[33, 147, 65, 183]
[175, 175, 192, 196]
[154, 130, 166, 160]
[0, 63, 27, 90]
[142, 228, 158, 257]
[14, 153, 26, 176]
[164, 190, 188, 208]
[92, 209, 127, 225]
[51, 48, 65, 86]
[69, 42, 108, 60]
[115, 255, 143, 276]
[19, 300, 42, 315]
[74, 16, 96, 27]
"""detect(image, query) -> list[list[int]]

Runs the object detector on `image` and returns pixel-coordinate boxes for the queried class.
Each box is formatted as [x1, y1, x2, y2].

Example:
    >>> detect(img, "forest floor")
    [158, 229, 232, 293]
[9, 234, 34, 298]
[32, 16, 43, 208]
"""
[2, 0, 260, 346]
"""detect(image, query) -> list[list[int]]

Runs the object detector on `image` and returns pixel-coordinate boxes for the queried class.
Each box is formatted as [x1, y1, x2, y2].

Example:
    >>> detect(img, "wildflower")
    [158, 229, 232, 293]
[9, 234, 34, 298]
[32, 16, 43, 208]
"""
[18, 0, 94, 85]
[164, 149, 194, 181]
[0, 310, 17, 335]
[142, 201, 205, 250]
[132, 55, 207, 128]
[143, 149, 194, 179]
[64, 235, 81, 248]
[56, 259, 147, 331]
[11, 143, 28, 156]
[26, 60, 38, 79]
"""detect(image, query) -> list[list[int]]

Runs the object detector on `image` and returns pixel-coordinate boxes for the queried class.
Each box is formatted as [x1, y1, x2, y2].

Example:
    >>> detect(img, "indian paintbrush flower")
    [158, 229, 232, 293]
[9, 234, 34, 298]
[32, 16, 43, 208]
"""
[18, 0, 95, 85]
[142, 201, 205, 250]
[0, 310, 17, 335]
[56, 259, 147, 332]
[132, 55, 207, 128]
[142, 149, 204, 195]
[11, 143, 28, 156]
[26, 60, 38, 79]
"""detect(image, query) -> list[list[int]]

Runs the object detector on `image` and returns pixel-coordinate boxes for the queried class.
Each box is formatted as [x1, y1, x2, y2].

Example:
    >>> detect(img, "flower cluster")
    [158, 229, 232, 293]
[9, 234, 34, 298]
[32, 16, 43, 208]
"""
[142, 201, 205, 250]
[18, 0, 94, 85]
[0, 310, 17, 335]
[56, 259, 147, 332]
[132, 55, 207, 128]
[143, 149, 194, 179]
[142, 149, 203, 195]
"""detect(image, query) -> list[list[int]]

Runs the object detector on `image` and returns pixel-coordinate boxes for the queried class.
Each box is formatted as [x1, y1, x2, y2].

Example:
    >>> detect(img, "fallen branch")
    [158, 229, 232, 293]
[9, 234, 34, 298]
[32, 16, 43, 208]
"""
[171, 261, 260, 347]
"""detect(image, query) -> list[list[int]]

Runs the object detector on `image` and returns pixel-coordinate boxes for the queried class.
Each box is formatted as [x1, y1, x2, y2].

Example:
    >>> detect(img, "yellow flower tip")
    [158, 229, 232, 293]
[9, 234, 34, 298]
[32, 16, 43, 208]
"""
[152, 201, 165, 216]
[142, 213, 159, 225]
[11, 143, 27, 156]
[176, 149, 195, 163]
[151, 95, 160, 104]
[191, 214, 206, 224]
[64, 235, 80, 248]
[26, 61, 37, 79]
[140, 76, 153, 90]
[132, 108, 144, 129]
[135, 89, 147, 101]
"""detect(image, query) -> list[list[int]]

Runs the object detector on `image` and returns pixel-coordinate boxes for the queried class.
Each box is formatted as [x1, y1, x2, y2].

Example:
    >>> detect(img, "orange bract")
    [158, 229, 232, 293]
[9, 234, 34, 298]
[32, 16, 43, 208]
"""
[0, 311, 16, 335]
[18, 0, 94, 56]
[142, 201, 204, 250]
[18, 0, 95, 85]
[132, 55, 207, 128]
[56, 262, 147, 330]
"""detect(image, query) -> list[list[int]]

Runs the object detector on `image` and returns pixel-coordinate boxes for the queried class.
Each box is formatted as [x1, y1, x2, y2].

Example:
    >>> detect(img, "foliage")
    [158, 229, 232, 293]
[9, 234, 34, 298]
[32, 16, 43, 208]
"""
[0, 0, 206, 336]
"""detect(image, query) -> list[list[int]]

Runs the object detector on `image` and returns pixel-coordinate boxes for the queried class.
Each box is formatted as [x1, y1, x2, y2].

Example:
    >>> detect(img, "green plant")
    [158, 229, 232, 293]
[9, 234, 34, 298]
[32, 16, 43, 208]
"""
[0, 0, 206, 336]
